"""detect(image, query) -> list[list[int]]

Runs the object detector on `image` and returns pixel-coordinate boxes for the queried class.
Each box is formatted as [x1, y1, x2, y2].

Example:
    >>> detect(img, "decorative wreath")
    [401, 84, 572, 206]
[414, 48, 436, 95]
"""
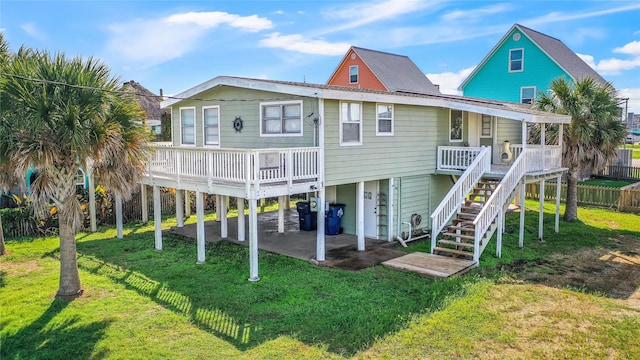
[233, 117, 243, 132]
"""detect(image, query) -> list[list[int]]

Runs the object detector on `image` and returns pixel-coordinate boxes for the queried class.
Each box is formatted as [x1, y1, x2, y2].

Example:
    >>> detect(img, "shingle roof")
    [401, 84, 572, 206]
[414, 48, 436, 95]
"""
[350, 46, 440, 95]
[516, 24, 607, 85]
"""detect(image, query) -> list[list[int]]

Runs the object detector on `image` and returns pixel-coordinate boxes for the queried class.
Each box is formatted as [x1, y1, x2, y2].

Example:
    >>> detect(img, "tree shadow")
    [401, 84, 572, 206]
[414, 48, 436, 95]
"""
[74, 233, 473, 356]
[1, 299, 111, 359]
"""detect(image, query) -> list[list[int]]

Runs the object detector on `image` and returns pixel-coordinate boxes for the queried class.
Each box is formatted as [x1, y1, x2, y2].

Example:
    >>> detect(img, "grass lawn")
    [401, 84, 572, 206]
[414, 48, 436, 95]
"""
[621, 143, 640, 159]
[578, 178, 637, 188]
[1, 201, 639, 359]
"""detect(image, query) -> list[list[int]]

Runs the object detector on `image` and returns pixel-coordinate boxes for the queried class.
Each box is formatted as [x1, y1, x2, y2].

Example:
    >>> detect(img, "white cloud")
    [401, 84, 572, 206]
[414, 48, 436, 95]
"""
[577, 53, 597, 68]
[21, 23, 47, 41]
[579, 51, 640, 75]
[274, 10, 284, 15]
[426, 66, 475, 95]
[526, 3, 640, 27]
[442, 3, 513, 22]
[618, 88, 640, 115]
[103, 11, 272, 68]
[614, 41, 640, 55]
[258, 33, 350, 55]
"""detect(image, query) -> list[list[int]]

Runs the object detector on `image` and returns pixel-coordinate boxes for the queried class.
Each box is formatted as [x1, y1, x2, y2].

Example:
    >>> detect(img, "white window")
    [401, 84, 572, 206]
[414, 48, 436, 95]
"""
[180, 107, 195, 145]
[481, 114, 493, 138]
[376, 104, 393, 136]
[509, 48, 524, 72]
[449, 109, 463, 142]
[203, 106, 220, 146]
[521, 86, 536, 104]
[340, 102, 362, 145]
[260, 101, 302, 136]
[349, 65, 358, 84]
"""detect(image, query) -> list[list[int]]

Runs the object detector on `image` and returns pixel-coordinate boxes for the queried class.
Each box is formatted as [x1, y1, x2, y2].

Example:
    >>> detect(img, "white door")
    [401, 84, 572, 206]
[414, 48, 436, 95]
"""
[364, 181, 379, 238]
[468, 113, 480, 147]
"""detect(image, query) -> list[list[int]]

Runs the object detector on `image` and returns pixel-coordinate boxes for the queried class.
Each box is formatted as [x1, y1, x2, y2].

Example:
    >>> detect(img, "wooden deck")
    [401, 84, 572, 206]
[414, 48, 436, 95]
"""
[381, 252, 476, 279]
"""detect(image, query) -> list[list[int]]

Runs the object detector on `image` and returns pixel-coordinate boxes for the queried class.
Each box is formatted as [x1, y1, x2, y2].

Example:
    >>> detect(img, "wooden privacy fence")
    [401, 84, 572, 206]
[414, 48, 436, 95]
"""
[526, 182, 640, 212]
[596, 165, 640, 181]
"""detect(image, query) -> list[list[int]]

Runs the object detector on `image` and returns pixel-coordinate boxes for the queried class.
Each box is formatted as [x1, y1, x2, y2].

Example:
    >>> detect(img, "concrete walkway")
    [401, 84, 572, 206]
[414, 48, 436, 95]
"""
[170, 209, 405, 267]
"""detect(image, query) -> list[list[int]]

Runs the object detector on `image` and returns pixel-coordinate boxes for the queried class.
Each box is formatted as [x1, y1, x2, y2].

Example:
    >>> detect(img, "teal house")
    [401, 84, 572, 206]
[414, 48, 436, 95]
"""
[459, 24, 607, 104]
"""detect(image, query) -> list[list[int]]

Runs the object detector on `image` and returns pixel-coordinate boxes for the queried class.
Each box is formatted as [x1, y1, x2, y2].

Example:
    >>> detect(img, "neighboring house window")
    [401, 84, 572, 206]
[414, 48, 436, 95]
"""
[376, 104, 393, 136]
[260, 101, 302, 136]
[449, 109, 463, 142]
[481, 114, 493, 137]
[349, 65, 358, 84]
[340, 102, 362, 145]
[75, 169, 86, 189]
[509, 48, 524, 72]
[521, 86, 536, 104]
[203, 106, 220, 146]
[180, 107, 195, 145]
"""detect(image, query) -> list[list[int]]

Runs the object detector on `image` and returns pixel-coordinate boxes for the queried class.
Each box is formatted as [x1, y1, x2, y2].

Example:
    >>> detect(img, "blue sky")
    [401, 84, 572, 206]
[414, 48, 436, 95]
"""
[2, 0, 640, 113]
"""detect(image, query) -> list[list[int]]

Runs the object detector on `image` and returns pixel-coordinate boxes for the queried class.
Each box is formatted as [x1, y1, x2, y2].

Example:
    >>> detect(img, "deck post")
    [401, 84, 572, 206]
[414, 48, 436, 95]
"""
[539, 179, 545, 241]
[88, 171, 97, 232]
[215, 194, 222, 222]
[316, 189, 326, 261]
[115, 193, 123, 239]
[220, 195, 228, 238]
[153, 185, 162, 251]
[519, 181, 525, 248]
[185, 190, 191, 217]
[196, 191, 205, 264]
[555, 175, 561, 233]
[141, 184, 148, 224]
[176, 189, 184, 228]
[237, 197, 245, 241]
[277, 195, 285, 233]
[357, 181, 365, 251]
[497, 207, 503, 258]
[248, 199, 260, 282]
[388, 178, 394, 242]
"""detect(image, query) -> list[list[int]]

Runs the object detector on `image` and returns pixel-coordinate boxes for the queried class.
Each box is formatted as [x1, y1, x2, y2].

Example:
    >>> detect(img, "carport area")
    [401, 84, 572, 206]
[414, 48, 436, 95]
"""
[170, 208, 407, 271]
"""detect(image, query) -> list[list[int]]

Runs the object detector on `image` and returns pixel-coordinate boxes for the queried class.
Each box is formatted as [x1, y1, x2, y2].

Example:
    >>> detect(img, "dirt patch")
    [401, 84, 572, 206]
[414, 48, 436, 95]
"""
[317, 244, 406, 271]
[501, 234, 640, 307]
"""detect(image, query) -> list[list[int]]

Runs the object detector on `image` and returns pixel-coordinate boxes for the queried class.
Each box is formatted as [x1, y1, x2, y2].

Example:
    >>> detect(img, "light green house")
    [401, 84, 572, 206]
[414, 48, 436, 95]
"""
[459, 24, 607, 104]
[144, 76, 570, 280]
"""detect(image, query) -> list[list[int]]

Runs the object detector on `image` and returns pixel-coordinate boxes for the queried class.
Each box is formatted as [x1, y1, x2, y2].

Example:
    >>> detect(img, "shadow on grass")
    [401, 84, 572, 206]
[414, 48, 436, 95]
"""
[0, 299, 111, 360]
[74, 232, 475, 356]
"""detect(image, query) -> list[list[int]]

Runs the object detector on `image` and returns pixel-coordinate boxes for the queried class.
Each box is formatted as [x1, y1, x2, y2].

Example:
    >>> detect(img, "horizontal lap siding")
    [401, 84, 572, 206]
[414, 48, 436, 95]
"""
[496, 117, 522, 144]
[324, 101, 445, 186]
[398, 175, 431, 233]
[170, 86, 316, 149]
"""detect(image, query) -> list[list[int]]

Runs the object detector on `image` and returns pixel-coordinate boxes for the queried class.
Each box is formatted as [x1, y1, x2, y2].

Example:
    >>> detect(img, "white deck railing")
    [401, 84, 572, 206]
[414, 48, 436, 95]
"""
[436, 146, 486, 170]
[147, 146, 319, 188]
[431, 146, 491, 252]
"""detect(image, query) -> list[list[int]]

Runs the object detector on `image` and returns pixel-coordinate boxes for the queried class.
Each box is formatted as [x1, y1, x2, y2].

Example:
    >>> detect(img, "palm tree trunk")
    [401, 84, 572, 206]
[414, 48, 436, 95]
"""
[564, 165, 579, 221]
[57, 213, 82, 297]
[0, 213, 6, 256]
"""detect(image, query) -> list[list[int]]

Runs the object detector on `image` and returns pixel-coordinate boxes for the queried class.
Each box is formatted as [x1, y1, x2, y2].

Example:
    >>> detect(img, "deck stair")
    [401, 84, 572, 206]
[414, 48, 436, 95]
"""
[433, 178, 500, 260]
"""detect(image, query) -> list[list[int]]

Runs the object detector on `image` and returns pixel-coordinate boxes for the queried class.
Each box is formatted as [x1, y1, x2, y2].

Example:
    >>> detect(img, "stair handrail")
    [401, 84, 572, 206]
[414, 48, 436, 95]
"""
[431, 146, 491, 253]
[472, 149, 528, 262]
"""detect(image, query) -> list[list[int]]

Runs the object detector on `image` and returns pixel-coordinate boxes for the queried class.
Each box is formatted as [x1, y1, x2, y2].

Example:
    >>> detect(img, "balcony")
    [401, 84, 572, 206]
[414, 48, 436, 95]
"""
[143, 145, 320, 198]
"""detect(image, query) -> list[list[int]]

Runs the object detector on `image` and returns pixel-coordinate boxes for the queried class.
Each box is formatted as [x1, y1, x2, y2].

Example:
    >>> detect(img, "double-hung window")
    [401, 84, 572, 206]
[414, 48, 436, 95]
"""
[180, 107, 195, 145]
[340, 102, 362, 145]
[203, 106, 220, 146]
[261, 101, 302, 136]
[376, 104, 393, 136]
[509, 48, 524, 72]
[481, 114, 493, 137]
[521, 86, 536, 104]
[349, 65, 358, 84]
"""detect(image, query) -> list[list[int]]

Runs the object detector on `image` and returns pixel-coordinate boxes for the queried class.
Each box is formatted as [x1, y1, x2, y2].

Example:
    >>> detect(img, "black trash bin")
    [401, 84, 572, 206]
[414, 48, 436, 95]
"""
[296, 201, 317, 231]
[325, 204, 345, 235]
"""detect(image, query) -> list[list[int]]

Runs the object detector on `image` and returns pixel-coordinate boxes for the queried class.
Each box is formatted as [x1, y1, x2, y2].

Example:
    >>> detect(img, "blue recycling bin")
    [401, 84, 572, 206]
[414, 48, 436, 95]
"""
[325, 204, 345, 235]
[296, 201, 317, 231]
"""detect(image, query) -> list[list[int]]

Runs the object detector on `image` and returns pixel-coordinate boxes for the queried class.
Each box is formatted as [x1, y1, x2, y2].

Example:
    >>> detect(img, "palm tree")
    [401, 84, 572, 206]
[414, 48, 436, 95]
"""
[0, 37, 150, 297]
[534, 77, 626, 221]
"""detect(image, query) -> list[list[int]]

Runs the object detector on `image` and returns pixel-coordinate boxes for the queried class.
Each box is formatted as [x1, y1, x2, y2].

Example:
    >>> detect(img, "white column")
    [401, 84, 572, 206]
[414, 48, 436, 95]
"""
[388, 178, 394, 242]
[185, 190, 191, 217]
[115, 193, 123, 239]
[539, 180, 545, 241]
[248, 199, 260, 282]
[153, 186, 162, 251]
[555, 175, 561, 233]
[541, 123, 546, 169]
[237, 197, 245, 241]
[176, 189, 184, 228]
[141, 184, 148, 224]
[496, 208, 503, 258]
[88, 173, 97, 232]
[519, 182, 525, 248]
[316, 189, 326, 261]
[196, 191, 205, 264]
[277, 196, 285, 233]
[216, 194, 222, 221]
[357, 181, 365, 251]
[220, 195, 228, 238]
